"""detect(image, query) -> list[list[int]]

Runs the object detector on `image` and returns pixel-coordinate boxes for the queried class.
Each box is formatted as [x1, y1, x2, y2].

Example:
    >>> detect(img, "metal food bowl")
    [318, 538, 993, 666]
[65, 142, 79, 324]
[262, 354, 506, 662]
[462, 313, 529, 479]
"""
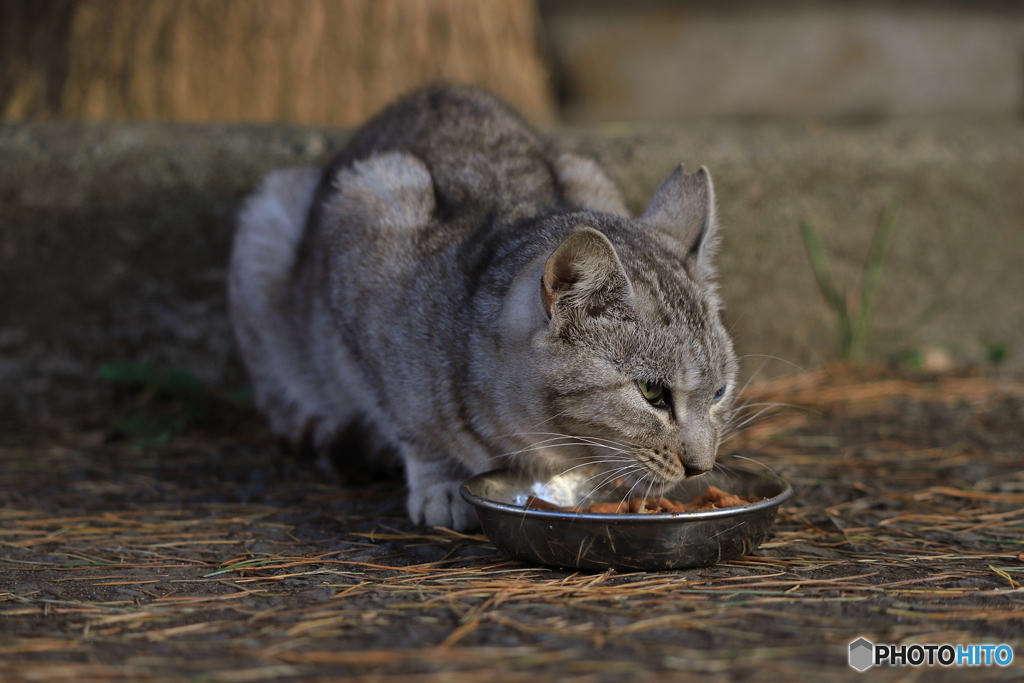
[460, 466, 792, 571]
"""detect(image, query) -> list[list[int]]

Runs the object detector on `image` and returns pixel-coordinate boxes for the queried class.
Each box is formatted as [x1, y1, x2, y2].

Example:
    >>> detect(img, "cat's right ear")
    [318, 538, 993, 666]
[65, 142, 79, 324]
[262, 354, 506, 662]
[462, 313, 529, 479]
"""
[641, 164, 720, 282]
[542, 227, 632, 321]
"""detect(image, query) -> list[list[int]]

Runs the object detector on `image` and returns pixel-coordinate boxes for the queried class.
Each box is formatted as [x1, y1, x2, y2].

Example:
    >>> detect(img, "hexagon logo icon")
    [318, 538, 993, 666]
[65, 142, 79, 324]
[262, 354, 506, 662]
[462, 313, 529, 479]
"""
[849, 638, 874, 671]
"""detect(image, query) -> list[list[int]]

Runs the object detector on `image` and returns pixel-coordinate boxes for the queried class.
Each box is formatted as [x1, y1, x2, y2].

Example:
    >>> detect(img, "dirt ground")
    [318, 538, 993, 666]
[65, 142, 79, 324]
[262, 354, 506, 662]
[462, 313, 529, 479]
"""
[2, 368, 1024, 682]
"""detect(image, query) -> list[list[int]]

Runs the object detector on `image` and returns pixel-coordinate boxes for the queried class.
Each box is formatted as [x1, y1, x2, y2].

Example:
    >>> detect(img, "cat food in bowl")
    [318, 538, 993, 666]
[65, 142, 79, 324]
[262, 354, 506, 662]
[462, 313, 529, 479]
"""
[524, 485, 763, 514]
[460, 466, 791, 570]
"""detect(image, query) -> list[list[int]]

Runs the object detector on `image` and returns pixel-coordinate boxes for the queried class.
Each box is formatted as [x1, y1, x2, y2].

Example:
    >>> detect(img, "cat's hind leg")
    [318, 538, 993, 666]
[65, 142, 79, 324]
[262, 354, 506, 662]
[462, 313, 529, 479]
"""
[310, 417, 403, 485]
[229, 166, 356, 462]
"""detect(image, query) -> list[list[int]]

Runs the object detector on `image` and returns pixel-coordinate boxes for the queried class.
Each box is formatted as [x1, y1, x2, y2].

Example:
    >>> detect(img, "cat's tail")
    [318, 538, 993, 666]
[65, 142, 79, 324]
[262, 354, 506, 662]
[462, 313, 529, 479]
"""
[229, 166, 320, 307]
[227, 166, 321, 441]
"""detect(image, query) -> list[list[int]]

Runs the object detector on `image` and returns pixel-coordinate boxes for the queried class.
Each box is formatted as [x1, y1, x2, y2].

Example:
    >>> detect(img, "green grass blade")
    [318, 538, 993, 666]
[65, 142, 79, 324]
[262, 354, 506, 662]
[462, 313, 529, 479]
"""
[852, 204, 898, 360]
[800, 218, 851, 357]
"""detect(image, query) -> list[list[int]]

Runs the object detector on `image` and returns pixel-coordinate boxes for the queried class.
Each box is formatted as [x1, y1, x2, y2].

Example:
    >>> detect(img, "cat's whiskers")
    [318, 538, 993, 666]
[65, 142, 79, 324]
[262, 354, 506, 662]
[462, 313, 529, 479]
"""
[737, 354, 807, 375]
[723, 402, 782, 430]
[723, 452, 780, 478]
[494, 449, 633, 471]
[721, 401, 817, 439]
[608, 469, 655, 511]
[711, 460, 740, 477]
[718, 364, 822, 448]
[514, 409, 575, 435]
[732, 354, 806, 406]
[735, 356, 773, 399]
[518, 464, 643, 535]
[640, 472, 659, 509]
[491, 431, 640, 475]
[491, 434, 633, 462]
[591, 467, 648, 504]
[542, 459, 636, 484]
[730, 401, 815, 417]
[543, 451, 641, 484]
[705, 463, 732, 491]
[720, 413, 804, 447]
[504, 431, 635, 451]
[528, 432, 663, 501]
[504, 445, 636, 491]
[573, 462, 643, 488]
[494, 430, 689, 510]
[568, 465, 647, 513]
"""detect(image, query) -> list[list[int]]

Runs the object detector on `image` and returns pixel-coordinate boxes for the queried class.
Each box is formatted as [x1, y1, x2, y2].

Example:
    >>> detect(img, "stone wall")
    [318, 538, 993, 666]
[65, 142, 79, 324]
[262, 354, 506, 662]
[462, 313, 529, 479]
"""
[2, 119, 1022, 416]
[542, 1, 1024, 122]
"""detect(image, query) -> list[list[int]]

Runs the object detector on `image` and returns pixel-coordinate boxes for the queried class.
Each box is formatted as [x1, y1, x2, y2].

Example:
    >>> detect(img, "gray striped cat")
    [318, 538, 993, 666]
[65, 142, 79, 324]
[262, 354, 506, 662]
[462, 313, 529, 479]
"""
[229, 85, 737, 531]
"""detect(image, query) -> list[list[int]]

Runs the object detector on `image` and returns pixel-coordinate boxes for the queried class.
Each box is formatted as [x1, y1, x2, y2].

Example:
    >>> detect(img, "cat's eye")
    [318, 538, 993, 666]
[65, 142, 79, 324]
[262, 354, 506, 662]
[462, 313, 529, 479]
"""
[713, 386, 727, 402]
[638, 380, 668, 407]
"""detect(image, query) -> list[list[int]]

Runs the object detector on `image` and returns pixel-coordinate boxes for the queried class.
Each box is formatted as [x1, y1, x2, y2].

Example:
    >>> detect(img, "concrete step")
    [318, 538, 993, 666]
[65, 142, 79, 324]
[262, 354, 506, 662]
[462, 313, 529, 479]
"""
[2, 119, 1022, 416]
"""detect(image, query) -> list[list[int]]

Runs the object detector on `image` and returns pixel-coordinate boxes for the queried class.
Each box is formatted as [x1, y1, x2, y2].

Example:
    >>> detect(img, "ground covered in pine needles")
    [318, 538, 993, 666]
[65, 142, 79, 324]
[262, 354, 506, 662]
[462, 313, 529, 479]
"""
[2, 368, 1024, 682]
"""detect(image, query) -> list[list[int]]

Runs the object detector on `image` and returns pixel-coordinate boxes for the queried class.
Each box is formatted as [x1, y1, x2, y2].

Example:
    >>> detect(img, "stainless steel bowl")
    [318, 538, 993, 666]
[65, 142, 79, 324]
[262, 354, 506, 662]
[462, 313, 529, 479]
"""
[460, 466, 792, 571]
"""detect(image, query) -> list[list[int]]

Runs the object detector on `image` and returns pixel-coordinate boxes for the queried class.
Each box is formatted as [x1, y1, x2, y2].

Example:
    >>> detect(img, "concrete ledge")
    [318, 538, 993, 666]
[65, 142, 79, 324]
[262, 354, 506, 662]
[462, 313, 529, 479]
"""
[1, 123, 348, 415]
[562, 118, 1024, 378]
[3, 119, 1023, 416]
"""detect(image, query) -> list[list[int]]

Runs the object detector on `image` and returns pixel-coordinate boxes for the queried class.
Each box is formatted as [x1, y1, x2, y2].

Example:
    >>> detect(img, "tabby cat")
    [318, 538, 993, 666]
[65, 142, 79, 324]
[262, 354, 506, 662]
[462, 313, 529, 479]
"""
[228, 85, 738, 530]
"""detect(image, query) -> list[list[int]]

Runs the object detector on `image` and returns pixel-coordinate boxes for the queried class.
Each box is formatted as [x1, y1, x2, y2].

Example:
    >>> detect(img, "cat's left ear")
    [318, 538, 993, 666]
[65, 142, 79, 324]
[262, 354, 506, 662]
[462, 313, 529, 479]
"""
[542, 227, 632, 321]
[641, 164, 720, 281]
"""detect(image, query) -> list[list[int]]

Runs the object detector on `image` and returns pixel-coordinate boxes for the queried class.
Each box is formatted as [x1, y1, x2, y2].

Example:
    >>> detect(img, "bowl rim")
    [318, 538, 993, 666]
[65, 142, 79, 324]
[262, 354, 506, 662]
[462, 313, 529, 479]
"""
[460, 467, 793, 525]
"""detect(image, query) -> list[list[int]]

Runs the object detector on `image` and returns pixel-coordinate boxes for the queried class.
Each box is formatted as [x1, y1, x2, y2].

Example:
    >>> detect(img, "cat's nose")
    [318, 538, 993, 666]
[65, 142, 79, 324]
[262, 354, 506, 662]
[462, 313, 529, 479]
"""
[684, 464, 711, 477]
[679, 440, 716, 476]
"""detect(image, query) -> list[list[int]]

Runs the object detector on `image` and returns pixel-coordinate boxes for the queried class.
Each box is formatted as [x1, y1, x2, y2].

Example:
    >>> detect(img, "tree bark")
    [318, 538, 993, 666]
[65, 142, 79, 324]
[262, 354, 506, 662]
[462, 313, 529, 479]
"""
[1, 0, 553, 125]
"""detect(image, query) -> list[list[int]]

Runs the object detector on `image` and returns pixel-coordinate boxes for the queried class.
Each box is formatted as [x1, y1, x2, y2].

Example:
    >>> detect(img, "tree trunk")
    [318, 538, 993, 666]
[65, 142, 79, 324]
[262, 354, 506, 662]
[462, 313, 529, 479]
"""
[1, 0, 553, 126]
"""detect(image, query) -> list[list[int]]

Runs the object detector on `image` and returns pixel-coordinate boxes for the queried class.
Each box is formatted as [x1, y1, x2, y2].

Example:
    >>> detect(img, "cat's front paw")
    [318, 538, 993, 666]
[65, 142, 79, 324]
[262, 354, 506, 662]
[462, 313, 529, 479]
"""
[408, 480, 476, 531]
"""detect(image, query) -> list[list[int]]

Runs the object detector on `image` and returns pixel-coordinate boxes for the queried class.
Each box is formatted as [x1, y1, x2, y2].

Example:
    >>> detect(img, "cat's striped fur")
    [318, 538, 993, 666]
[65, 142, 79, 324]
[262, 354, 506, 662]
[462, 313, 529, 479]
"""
[229, 85, 737, 530]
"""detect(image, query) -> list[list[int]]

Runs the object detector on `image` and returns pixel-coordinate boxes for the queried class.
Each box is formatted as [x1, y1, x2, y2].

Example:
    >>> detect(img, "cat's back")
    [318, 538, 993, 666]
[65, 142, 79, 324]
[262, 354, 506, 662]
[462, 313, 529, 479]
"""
[318, 84, 561, 218]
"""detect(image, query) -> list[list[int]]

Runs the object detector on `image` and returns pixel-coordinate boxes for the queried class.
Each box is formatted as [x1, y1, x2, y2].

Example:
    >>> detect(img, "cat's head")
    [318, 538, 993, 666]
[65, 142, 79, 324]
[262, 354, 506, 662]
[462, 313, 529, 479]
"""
[533, 165, 738, 488]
